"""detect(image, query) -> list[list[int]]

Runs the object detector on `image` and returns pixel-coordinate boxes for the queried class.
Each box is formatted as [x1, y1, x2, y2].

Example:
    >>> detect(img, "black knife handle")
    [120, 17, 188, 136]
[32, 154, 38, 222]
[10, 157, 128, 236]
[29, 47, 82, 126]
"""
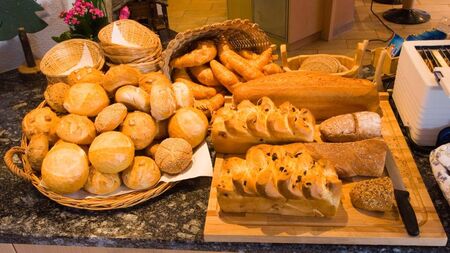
[394, 189, 420, 236]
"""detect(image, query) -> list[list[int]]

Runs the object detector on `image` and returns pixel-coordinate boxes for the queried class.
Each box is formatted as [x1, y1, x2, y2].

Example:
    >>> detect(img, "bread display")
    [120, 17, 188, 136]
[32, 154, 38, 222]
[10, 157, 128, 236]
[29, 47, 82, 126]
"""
[83, 166, 121, 195]
[216, 144, 342, 217]
[56, 114, 96, 145]
[41, 142, 89, 194]
[232, 72, 380, 120]
[172, 82, 194, 108]
[170, 40, 217, 68]
[300, 55, 343, 73]
[262, 62, 284, 75]
[211, 97, 315, 154]
[139, 72, 172, 94]
[115, 85, 151, 112]
[319, 111, 381, 142]
[121, 111, 156, 150]
[94, 103, 128, 133]
[173, 68, 217, 99]
[63, 82, 110, 117]
[189, 64, 220, 87]
[26, 134, 49, 171]
[44, 82, 70, 113]
[102, 64, 141, 93]
[194, 93, 225, 118]
[144, 142, 160, 159]
[122, 156, 161, 190]
[168, 107, 208, 148]
[155, 138, 193, 174]
[209, 60, 239, 92]
[67, 67, 105, 86]
[350, 177, 394, 212]
[88, 131, 135, 173]
[150, 82, 177, 121]
[22, 107, 60, 143]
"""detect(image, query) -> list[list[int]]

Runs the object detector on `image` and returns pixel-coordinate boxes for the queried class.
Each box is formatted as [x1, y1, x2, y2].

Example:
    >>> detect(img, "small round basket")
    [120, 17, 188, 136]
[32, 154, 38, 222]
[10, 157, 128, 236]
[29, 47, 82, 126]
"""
[40, 39, 105, 84]
[3, 102, 175, 211]
[161, 18, 271, 78]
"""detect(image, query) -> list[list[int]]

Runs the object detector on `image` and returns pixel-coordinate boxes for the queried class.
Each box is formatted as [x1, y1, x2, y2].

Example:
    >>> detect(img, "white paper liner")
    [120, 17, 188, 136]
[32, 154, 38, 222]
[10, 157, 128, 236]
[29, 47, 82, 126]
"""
[61, 43, 94, 75]
[111, 22, 139, 48]
[39, 142, 213, 200]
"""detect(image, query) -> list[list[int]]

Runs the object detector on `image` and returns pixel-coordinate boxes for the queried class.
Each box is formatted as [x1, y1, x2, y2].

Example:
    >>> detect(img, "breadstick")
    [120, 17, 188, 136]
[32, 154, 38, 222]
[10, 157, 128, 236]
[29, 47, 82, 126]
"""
[194, 94, 225, 118]
[262, 62, 284, 75]
[170, 40, 217, 68]
[175, 77, 217, 99]
[189, 64, 221, 87]
[210, 60, 240, 92]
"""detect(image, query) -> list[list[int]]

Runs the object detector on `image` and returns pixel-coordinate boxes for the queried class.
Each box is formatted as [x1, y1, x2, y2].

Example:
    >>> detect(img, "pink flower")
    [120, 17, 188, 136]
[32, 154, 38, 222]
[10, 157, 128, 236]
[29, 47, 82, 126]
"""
[119, 6, 130, 19]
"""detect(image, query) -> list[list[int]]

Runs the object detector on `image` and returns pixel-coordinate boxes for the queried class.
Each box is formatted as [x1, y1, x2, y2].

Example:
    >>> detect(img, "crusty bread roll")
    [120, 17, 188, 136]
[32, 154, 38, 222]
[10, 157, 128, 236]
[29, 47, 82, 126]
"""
[115, 85, 150, 112]
[94, 103, 128, 133]
[102, 64, 141, 93]
[350, 177, 394, 212]
[139, 72, 172, 94]
[319, 111, 381, 142]
[150, 82, 177, 121]
[172, 82, 194, 108]
[26, 134, 49, 171]
[121, 111, 156, 150]
[63, 82, 110, 117]
[168, 107, 208, 148]
[232, 72, 380, 121]
[122, 156, 161, 190]
[56, 114, 96, 145]
[83, 166, 121, 195]
[41, 142, 89, 194]
[67, 67, 105, 86]
[155, 138, 193, 174]
[154, 120, 169, 140]
[144, 142, 160, 159]
[88, 131, 135, 173]
[22, 107, 60, 143]
[44, 82, 70, 113]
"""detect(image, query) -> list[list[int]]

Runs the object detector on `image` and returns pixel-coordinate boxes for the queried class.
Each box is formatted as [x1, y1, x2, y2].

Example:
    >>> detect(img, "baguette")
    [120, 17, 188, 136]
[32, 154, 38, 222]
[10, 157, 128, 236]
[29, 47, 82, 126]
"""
[232, 72, 380, 121]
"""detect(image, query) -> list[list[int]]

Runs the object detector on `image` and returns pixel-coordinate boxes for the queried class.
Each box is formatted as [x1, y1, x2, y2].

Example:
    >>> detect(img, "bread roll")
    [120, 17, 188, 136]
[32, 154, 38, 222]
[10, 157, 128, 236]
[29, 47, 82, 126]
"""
[67, 67, 105, 86]
[194, 93, 225, 118]
[232, 72, 380, 120]
[350, 177, 394, 212]
[144, 142, 160, 159]
[41, 142, 89, 194]
[168, 107, 208, 148]
[139, 72, 172, 94]
[102, 64, 141, 93]
[115, 85, 150, 112]
[189, 64, 220, 86]
[44, 82, 70, 113]
[56, 114, 96, 145]
[154, 120, 169, 140]
[26, 134, 49, 171]
[88, 131, 135, 173]
[94, 103, 128, 133]
[170, 40, 217, 68]
[63, 82, 110, 117]
[122, 156, 161, 190]
[155, 138, 193, 174]
[121, 111, 156, 150]
[172, 82, 194, 108]
[83, 166, 121, 195]
[319, 111, 381, 142]
[150, 82, 177, 121]
[22, 107, 60, 143]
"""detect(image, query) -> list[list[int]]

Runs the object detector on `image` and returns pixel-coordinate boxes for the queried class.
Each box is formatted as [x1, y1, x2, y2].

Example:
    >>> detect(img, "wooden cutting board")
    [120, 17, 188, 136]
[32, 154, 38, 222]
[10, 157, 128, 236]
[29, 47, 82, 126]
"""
[203, 93, 447, 246]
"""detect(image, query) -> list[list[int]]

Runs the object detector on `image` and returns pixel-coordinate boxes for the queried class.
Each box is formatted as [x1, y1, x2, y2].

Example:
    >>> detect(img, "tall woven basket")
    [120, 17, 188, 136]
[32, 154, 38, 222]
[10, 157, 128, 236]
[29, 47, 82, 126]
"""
[161, 19, 272, 79]
[3, 102, 175, 211]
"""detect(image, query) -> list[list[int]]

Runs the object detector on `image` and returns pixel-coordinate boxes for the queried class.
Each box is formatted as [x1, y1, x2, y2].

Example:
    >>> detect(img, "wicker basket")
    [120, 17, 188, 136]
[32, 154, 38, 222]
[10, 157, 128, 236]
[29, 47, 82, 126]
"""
[161, 19, 271, 78]
[40, 39, 105, 84]
[280, 40, 368, 78]
[3, 103, 175, 211]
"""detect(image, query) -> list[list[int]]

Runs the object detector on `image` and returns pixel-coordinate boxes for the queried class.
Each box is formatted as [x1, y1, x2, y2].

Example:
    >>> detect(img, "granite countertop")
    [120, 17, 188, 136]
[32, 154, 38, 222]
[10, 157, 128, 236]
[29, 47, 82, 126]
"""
[0, 70, 449, 252]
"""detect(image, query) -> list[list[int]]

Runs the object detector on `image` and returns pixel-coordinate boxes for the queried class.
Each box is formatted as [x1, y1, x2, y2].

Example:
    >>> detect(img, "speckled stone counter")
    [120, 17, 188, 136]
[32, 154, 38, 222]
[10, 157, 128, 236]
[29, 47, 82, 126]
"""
[0, 70, 449, 252]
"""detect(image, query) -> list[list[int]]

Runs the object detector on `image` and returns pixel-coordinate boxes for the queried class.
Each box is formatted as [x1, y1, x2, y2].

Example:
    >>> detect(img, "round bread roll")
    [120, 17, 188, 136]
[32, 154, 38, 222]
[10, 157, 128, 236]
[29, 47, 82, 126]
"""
[94, 103, 128, 133]
[83, 166, 121, 195]
[22, 107, 60, 143]
[63, 82, 109, 117]
[103, 65, 141, 93]
[44, 82, 70, 113]
[172, 82, 194, 108]
[122, 156, 161, 190]
[56, 114, 96, 145]
[115, 85, 150, 112]
[144, 142, 160, 159]
[26, 134, 49, 171]
[139, 72, 172, 94]
[121, 111, 156, 150]
[154, 119, 169, 140]
[41, 142, 89, 194]
[155, 138, 193, 174]
[88, 131, 135, 173]
[67, 67, 105, 86]
[168, 107, 208, 148]
[150, 82, 177, 121]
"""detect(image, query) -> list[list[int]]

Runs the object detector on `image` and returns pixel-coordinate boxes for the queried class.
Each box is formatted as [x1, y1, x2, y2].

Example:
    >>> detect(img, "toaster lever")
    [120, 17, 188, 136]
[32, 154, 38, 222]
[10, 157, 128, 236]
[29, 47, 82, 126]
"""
[434, 67, 450, 98]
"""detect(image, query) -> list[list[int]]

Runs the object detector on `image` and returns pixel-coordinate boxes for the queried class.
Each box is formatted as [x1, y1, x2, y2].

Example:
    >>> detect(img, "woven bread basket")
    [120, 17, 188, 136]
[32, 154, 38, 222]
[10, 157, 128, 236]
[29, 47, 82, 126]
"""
[106, 58, 161, 73]
[3, 103, 175, 211]
[40, 39, 105, 84]
[161, 19, 271, 78]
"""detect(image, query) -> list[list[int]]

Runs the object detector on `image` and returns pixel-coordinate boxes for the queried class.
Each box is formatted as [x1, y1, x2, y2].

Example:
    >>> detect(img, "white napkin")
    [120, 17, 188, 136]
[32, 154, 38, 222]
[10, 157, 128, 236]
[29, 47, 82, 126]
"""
[111, 22, 139, 48]
[61, 43, 94, 75]
[430, 143, 450, 205]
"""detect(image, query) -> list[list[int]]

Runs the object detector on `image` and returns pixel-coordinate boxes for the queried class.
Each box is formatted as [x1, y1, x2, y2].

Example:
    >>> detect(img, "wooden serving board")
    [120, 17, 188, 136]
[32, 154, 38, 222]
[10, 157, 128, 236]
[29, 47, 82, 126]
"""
[203, 93, 447, 246]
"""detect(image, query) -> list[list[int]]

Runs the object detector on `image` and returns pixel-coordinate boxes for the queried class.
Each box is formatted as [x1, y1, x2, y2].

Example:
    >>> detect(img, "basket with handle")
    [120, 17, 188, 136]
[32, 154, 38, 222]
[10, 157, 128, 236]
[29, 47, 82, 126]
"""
[40, 39, 105, 84]
[280, 40, 368, 78]
[161, 18, 272, 79]
[3, 103, 175, 211]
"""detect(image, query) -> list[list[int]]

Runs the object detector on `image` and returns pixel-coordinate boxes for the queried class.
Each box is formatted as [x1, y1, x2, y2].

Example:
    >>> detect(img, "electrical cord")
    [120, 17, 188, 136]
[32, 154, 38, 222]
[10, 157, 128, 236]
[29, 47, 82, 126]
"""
[369, 0, 396, 43]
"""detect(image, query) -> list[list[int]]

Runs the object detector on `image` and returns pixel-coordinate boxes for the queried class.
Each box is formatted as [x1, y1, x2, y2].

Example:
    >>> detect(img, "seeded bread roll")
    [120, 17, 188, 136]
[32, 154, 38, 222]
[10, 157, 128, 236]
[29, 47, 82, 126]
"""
[122, 156, 161, 190]
[26, 134, 49, 171]
[350, 177, 394, 212]
[67, 67, 105, 86]
[22, 107, 60, 143]
[155, 138, 193, 174]
[120, 111, 156, 150]
[63, 82, 110, 117]
[44, 82, 70, 113]
[56, 114, 96, 145]
[83, 166, 121, 195]
[94, 103, 128, 133]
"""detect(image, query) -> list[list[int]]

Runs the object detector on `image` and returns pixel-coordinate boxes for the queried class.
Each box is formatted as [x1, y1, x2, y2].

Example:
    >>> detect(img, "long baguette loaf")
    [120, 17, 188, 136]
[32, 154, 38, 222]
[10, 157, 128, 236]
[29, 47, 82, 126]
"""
[217, 144, 342, 217]
[232, 72, 380, 121]
[211, 97, 316, 154]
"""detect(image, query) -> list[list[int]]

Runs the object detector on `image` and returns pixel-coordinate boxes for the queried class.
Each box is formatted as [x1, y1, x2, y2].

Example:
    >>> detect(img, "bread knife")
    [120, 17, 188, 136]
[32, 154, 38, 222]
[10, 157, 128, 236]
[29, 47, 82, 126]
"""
[385, 149, 420, 236]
